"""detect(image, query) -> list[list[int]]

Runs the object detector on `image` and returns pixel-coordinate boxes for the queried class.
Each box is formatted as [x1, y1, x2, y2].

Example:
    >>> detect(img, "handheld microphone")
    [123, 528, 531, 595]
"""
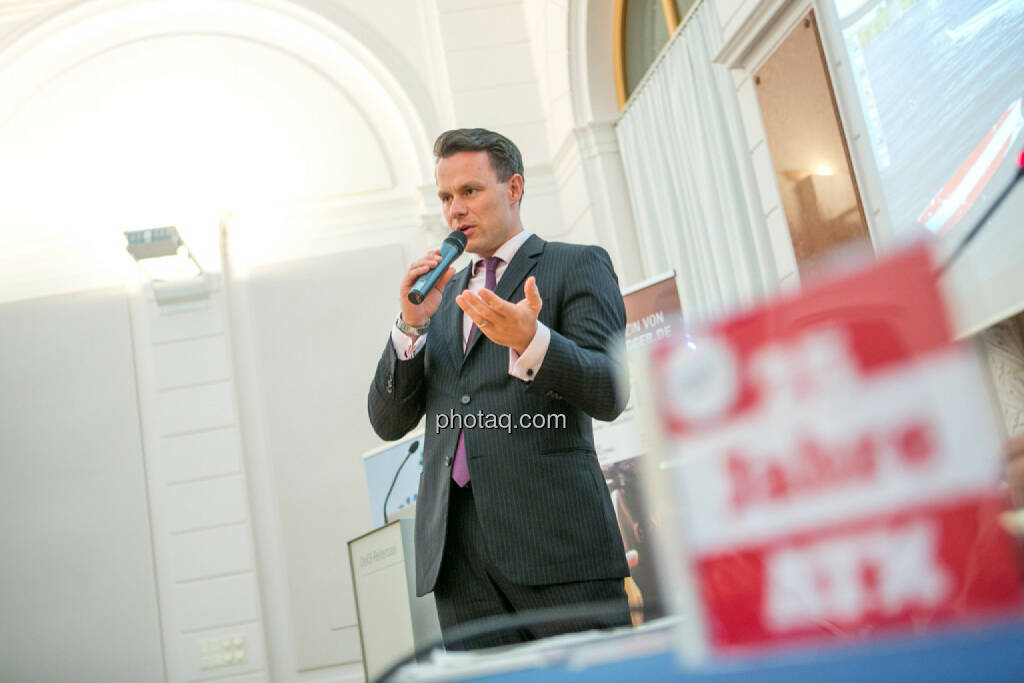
[382, 440, 419, 525]
[408, 230, 467, 304]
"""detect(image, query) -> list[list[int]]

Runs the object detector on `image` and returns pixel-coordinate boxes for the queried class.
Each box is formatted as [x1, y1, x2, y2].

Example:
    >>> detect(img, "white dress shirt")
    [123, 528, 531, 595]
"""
[391, 229, 550, 381]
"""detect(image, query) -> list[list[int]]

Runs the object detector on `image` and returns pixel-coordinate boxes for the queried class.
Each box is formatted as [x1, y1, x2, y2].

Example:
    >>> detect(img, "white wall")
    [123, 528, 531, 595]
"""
[527, 0, 646, 286]
[226, 239, 411, 679]
[0, 288, 165, 682]
[129, 275, 272, 682]
[430, 0, 569, 261]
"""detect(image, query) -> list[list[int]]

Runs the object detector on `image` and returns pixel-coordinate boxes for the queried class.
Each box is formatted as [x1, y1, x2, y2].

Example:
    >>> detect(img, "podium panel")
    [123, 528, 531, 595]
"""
[349, 518, 441, 680]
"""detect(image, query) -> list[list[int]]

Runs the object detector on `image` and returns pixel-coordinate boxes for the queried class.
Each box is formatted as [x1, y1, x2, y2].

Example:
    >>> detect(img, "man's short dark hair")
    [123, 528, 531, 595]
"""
[433, 128, 525, 197]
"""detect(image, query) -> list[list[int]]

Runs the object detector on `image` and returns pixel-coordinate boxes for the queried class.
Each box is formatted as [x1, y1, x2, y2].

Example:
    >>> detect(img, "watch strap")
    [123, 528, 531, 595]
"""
[396, 313, 429, 336]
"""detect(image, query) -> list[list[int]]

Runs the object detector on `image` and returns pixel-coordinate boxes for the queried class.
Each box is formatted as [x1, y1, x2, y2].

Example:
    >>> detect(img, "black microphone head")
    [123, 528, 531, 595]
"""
[409, 441, 419, 453]
[444, 230, 468, 254]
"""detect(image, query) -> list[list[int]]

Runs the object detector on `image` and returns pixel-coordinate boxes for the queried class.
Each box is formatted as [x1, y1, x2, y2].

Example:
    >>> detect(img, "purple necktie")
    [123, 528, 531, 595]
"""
[452, 256, 500, 487]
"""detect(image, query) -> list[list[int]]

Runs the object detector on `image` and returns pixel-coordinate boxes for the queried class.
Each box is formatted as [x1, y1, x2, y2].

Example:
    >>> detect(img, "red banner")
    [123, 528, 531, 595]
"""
[647, 247, 1022, 655]
[697, 495, 1021, 650]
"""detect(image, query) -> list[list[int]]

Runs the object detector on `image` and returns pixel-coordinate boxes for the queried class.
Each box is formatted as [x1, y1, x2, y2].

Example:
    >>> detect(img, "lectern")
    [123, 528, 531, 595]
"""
[348, 517, 442, 681]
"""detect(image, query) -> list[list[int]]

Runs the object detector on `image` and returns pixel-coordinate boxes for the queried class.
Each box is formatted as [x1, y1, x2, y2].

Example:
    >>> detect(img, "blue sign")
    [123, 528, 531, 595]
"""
[363, 432, 424, 529]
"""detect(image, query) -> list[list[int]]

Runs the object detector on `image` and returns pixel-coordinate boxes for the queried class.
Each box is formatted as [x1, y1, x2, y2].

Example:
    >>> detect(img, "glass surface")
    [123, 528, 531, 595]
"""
[819, 0, 1024, 336]
[755, 11, 871, 275]
[829, 0, 1023, 240]
[626, 0, 671, 96]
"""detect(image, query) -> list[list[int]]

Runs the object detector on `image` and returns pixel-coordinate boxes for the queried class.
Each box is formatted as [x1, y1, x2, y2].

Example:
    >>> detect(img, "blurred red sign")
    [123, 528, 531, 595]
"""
[649, 246, 1022, 653]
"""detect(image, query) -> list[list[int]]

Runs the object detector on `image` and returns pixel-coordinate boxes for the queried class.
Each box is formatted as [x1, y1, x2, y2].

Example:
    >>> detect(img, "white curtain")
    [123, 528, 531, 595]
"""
[616, 0, 776, 325]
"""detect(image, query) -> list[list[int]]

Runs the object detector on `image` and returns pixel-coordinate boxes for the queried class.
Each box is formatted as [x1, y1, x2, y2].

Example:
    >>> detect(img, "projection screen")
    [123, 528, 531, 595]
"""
[817, 0, 1024, 336]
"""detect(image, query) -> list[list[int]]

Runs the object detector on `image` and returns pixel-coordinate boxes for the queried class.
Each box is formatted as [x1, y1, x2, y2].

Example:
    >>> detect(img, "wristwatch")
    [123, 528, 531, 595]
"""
[395, 313, 429, 336]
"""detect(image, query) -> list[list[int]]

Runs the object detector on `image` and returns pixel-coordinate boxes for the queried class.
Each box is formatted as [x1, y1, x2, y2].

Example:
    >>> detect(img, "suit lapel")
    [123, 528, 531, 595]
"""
[495, 234, 545, 302]
[461, 234, 546, 364]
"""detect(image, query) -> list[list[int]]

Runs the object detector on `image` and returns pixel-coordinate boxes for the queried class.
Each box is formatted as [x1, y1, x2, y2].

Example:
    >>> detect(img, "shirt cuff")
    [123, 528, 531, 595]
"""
[509, 322, 550, 382]
[391, 324, 427, 361]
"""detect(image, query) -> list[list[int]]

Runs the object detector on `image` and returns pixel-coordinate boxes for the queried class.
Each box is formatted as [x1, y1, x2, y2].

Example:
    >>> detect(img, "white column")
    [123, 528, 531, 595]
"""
[128, 274, 270, 683]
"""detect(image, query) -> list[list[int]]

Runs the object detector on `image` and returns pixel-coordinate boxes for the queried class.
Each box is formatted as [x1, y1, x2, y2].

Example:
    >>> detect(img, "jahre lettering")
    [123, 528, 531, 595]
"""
[726, 421, 936, 514]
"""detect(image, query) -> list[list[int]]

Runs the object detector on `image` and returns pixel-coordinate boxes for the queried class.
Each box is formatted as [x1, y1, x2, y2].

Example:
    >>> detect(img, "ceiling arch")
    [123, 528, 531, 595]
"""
[0, 0, 437, 182]
[0, 0, 437, 285]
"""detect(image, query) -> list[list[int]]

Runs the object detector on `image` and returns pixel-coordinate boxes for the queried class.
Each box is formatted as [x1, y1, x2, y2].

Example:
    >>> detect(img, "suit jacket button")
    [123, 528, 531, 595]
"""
[386, 378, 393, 393]
[460, 394, 471, 405]
[445, 455, 452, 466]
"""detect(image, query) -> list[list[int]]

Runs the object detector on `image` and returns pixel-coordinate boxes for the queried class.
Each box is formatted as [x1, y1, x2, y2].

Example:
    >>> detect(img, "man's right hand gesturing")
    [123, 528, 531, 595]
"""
[399, 249, 456, 329]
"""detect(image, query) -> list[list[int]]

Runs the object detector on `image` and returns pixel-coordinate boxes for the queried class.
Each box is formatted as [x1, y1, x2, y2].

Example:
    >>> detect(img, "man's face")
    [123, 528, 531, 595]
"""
[436, 150, 522, 257]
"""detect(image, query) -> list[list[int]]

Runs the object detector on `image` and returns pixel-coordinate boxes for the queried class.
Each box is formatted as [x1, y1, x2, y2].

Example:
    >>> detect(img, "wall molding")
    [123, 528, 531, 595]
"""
[714, 0, 810, 71]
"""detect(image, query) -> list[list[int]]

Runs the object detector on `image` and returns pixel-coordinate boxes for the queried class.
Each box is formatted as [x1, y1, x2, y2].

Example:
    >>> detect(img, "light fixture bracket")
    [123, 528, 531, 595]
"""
[125, 226, 184, 260]
[125, 226, 209, 310]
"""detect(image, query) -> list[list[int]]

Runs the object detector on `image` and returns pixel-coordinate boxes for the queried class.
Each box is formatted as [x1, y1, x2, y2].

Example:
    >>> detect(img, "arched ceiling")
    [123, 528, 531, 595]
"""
[0, 0, 436, 297]
[0, 33, 394, 239]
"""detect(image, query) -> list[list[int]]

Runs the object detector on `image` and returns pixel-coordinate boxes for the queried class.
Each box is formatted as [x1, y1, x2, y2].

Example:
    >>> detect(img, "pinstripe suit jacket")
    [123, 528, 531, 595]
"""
[368, 234, 630, 597]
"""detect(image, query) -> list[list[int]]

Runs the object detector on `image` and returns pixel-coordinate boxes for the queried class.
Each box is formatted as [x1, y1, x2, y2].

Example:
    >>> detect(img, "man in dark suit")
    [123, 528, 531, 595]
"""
[367, 128, 631, 650]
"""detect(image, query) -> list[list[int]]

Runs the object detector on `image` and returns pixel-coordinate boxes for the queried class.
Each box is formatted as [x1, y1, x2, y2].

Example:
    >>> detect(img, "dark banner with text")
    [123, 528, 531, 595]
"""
[595, 272, 682, 624]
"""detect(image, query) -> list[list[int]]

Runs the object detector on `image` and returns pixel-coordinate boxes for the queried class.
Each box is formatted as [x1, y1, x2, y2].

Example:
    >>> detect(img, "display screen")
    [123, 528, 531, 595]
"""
[824, 0, 1024, 334]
